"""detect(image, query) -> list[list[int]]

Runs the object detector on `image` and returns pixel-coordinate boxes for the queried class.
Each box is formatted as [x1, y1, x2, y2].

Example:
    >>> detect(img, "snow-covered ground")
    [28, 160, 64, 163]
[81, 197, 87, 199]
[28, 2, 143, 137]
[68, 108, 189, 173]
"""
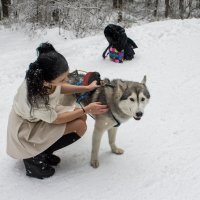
[1, 19, 200, 200]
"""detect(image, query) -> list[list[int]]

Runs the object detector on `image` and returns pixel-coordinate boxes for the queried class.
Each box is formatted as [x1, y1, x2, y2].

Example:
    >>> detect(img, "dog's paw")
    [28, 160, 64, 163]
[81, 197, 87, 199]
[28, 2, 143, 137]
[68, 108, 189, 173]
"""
[112, 147, 124, 155]
[90, 160, 99, 168]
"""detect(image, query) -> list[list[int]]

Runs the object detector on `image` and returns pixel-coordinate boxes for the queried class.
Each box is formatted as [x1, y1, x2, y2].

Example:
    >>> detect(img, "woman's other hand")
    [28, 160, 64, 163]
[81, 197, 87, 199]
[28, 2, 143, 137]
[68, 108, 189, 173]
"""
[84, 102, 108, 115]
[87, 81, 100, 91]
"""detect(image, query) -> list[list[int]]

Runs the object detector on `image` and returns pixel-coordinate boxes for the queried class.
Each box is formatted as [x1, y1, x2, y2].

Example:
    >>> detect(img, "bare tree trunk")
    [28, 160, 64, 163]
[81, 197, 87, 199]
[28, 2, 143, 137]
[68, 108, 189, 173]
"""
[118, 0, 123, 9]
[1, 0, 11, 18]
[118, 11, 122, 22]
[146, 0, 151, 7]
[113, 0, 118, 8]
[153, 0, 159, 17]
[179, 0, 184, 19]
[0, 0, 2, 20]
[196, 0, 199, 8]
[118, 0, 123, 22]
[36, 0, 39, 23]
[0, 4, 2, 20]
[186, 0, 193, 18]
[113, 0, 123, 9]
[165, 0, 170, 18]
[113, 0, 123, 22]
[195, 0, 200, 9]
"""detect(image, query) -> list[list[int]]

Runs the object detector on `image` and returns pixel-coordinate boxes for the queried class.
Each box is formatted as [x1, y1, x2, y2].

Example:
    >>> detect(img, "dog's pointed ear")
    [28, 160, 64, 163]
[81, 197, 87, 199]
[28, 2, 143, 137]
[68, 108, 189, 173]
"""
[120, 86, 131, 101]
[141, 75, 147, 85]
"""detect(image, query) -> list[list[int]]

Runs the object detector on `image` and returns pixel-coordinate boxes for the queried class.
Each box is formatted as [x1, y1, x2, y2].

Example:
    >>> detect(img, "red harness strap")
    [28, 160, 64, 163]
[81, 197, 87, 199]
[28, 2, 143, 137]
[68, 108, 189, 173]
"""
[83, 72, 94, 86]
[83, 72, 101, 86]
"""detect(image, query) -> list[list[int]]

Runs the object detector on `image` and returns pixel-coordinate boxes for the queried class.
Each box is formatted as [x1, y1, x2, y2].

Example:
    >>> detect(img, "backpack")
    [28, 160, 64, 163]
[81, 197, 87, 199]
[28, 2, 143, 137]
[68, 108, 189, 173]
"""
[109, 47, 124, 63]
[102, 24, 138, 62]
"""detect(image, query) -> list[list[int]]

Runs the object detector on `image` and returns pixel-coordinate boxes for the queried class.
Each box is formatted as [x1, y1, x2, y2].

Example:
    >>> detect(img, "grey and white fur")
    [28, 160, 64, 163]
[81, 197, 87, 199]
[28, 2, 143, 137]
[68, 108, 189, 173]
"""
[61, 75, 150, 168]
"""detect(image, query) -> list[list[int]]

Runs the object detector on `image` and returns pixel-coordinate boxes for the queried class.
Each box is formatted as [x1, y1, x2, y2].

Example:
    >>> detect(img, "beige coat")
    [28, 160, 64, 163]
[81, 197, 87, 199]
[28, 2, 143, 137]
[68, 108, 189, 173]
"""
[7, 80, 75, 159]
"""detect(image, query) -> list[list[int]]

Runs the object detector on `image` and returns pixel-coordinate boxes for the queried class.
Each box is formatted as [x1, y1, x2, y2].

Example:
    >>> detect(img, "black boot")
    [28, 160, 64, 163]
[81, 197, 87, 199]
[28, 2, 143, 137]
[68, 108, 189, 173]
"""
[42, 133, 81, 166]
[43, 153, 61, 166]
[23, 154, 55, 179]
[44, 132, 81, 155]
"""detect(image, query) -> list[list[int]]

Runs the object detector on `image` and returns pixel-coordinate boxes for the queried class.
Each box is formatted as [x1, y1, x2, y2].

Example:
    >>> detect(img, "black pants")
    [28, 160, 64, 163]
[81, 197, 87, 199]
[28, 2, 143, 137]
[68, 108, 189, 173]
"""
[44, 132, 81, 154]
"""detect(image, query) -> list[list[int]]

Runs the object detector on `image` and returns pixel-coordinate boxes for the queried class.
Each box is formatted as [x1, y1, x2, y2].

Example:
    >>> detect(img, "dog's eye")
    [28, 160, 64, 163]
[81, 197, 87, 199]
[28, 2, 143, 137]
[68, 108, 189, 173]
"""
[141, 98, 145, 101]
[130, 98, 135, 102]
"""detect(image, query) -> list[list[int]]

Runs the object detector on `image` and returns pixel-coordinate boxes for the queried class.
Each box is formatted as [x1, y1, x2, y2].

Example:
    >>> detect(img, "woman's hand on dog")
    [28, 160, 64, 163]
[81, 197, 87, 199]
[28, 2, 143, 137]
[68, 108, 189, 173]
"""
[87, 81, 100, 91]
[85, 102, 108, 115]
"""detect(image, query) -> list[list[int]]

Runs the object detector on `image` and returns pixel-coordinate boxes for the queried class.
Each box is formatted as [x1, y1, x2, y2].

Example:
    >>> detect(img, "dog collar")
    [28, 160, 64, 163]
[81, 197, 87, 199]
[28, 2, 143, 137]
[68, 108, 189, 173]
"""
[111, 112, 121, 127]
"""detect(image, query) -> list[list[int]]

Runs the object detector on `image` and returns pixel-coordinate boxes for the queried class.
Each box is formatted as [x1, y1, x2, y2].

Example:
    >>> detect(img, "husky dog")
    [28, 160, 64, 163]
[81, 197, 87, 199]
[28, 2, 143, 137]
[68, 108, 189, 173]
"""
[62, 74, 150, 168]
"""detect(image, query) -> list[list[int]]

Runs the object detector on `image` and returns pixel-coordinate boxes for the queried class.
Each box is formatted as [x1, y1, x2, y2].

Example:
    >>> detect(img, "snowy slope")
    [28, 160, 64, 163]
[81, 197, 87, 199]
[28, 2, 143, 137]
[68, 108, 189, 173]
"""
[1, 19, 200, 200]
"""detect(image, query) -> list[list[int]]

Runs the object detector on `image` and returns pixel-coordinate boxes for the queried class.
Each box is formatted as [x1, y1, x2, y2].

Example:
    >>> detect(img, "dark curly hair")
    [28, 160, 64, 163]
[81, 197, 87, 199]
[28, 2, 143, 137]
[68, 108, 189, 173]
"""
[25, 42, 69, 110]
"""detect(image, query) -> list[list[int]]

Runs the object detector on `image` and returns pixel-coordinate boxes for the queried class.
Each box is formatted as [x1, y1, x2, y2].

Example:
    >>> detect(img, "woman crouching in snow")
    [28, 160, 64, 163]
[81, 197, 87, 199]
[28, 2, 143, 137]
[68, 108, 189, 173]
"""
[7, 42, 108, 179]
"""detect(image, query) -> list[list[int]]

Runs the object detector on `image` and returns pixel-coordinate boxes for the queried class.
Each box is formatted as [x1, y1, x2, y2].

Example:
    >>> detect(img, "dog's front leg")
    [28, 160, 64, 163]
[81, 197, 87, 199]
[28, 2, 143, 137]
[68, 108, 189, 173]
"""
[90, 116, 116, 168]
[108, 127, 124, 154]
[90, 126, 105, 168]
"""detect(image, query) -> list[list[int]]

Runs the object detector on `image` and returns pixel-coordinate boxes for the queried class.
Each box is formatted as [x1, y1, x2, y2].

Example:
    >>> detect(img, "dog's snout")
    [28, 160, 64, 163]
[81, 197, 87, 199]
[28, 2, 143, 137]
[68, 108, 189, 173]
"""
[136, 112, 143, 117]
